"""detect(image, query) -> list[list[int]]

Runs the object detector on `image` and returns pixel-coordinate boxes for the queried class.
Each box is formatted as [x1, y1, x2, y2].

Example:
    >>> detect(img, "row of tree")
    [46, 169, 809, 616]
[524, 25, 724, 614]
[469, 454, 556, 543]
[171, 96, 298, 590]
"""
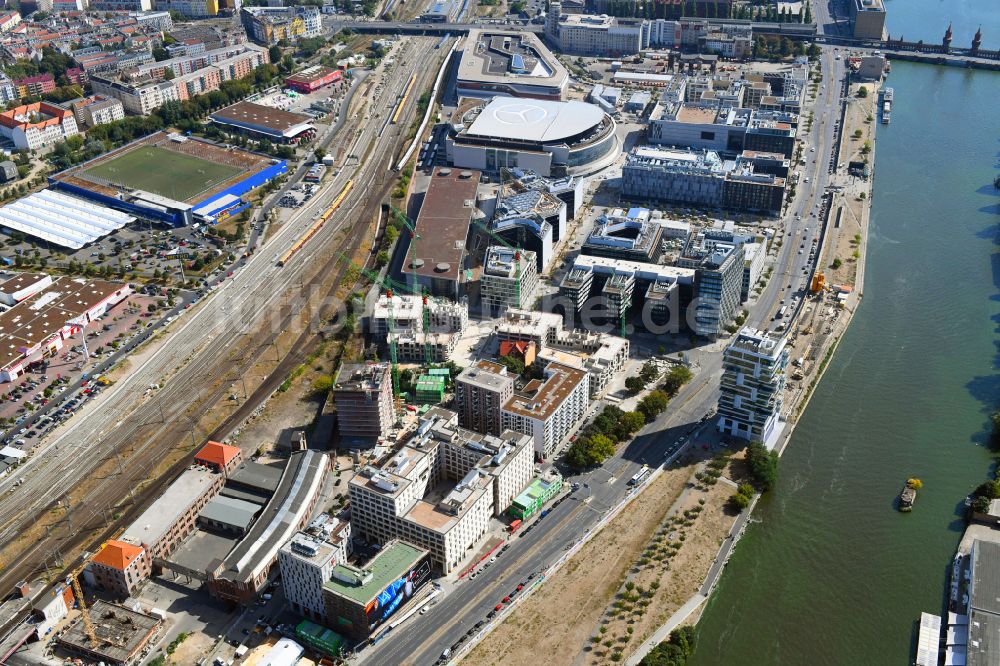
[640, 626, 696, 666]
[565, 404, 647, 468]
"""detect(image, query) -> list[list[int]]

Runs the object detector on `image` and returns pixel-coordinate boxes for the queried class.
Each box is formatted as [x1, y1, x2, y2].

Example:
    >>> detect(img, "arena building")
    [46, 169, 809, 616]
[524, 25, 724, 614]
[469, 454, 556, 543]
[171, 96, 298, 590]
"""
[456, 30, 569, 100]
[446, 98, 617, 178]
[50, 132, 288, 227]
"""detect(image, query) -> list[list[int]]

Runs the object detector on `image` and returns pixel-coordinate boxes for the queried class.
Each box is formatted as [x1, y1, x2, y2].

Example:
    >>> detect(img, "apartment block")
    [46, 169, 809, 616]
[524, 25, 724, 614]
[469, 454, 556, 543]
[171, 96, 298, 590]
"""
[349, 408, 533, 572]
[240, 6, 322, 45]
[501, 361, 589, 458]
[718, 328, 788, 442]
[331, 363, 394, 446]
[68, 95, 126, 129]
[455, 360, 515, 436]
[278, 525, 350, 622]
[0, 102, 79, 151]
[91, 75, 179, 115]
[370, 295, 468, 363]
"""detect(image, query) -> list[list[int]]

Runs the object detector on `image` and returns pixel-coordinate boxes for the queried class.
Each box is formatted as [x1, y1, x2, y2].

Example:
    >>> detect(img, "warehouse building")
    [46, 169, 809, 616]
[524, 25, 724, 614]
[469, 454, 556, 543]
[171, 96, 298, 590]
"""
[456, 30, 569, 100]
[285, 66, 343, 93]
[0, 189, 134, 250]
[210, 101, 316, 145]
[446, 98, 617, 178]
[407, 168, 481, 300]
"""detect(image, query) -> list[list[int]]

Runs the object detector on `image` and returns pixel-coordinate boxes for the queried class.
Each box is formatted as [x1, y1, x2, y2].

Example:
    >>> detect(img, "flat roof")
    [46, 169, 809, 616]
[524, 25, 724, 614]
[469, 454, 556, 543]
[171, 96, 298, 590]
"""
[503, 361, 587, 421]
[286, 65, 340, 85]
[324, 541, 427, 606]
[228, 460, 283, 494]
[465, 98, 605, 144]
[458, 359, 514, 391]
[675, 105, 719, 124]
[412, 169, 480, 283]
[458, 30, 568, 94]
[0, 189, 134, 250]
[57, 601, 160, 664]
[0, 272, 47, 297]
[168, 528, 238, 572]
[211, 100, 314, 139]
[199, 495, 261, 531]
[122, 467, 219, 548]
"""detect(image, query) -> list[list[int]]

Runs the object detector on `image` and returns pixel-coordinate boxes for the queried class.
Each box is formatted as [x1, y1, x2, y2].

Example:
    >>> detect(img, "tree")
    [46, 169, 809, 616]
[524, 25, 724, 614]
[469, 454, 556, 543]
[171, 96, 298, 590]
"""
[857, 86, 869, 98]
[163, 68, 175, 81]
[152, 46, 170, 61]
[639, 360, 659, 383]
[641, 626, 696, 666]
[625, 376, 645, 394]
[746, 440, 778, 491]
[662, 365, 693, 397]
[311, 375, 333, 396]
[638, 390, 669, 422]
[972, 495, 992, 514]
[620, 411, 646, 435]
[831, 257, 843, 269]
[861, 140, 873, 155]
[974, 480, 1000, 500]
[498, 354, 525, 376]
[729, 491, 752, 510]
[853, 129, 863, 139]
[268, 45, 282, 64]
[565, 433, 616, 469]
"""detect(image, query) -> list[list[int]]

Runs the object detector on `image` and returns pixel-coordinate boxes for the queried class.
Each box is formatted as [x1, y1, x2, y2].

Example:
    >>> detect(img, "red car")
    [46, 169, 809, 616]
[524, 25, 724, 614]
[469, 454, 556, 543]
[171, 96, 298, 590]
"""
[494, 604, 502, 611]
[516, 584, 524, 591]
[502, 596, 510, 604]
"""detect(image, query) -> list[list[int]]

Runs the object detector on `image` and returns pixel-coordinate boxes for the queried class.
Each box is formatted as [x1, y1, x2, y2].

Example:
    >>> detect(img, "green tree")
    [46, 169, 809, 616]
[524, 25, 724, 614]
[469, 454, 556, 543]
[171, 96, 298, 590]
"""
[640, 626, 696, 666]
[625, 376, 645, 394]
[857, 86, 869, 98]
[974, 479, 1000, 500]
[853, 129, 863, 139]
[639, 360, 659, 382]
[729, 491, 752, 510]
[972, 495, 992, 514]
[638, 390, 669, 422]
[662, 365, 693, 396]
[746, 440, 778, 491]
[620, 411, 646, 435]
[498, 354, 525, 376]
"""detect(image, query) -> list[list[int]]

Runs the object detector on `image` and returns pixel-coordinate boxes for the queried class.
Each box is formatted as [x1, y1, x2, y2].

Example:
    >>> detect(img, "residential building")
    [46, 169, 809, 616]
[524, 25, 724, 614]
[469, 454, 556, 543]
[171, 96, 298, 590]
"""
[128, 43, 267, 81]
[13, 74, 55, 98]
[0, 102, 79, 151]
[370, 295, 468, 363]
[240, 5, 321, 45]
[278, 527, 350, 622]
[91, 74, 179, 115]
[157, 0, 220, 18]
[0, 75, 17, 105]
[717, 328, 787, 442]
[331, 363, 394, 446]
[87, 540, 150, 599]
[68, 95, 125, 129]
[501, 361, 589, 458]
[480, 246, 539, 316]
[0, 11, 21, 33]
[545, 3, 645, 56]
[495, 308, 629, 397]
[349, 408, 533, 572]
[455, 360, 515, 436]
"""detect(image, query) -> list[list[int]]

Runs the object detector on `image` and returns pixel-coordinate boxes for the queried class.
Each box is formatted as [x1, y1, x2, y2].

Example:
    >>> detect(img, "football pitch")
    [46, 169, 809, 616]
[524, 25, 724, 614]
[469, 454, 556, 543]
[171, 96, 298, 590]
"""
[80, 146, 244, 202]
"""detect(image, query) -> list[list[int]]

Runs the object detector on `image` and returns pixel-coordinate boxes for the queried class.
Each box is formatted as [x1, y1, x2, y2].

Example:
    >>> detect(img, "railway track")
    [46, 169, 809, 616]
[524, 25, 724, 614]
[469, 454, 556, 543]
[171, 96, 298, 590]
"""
[0, 39, 442, 596]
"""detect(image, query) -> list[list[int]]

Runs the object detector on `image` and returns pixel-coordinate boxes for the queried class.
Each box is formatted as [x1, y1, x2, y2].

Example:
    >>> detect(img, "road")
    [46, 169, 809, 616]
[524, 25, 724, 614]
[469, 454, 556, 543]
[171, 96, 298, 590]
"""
[0, 37, 446, 595]
[362, 48, 849, 666]
[748, 47, 845, 331]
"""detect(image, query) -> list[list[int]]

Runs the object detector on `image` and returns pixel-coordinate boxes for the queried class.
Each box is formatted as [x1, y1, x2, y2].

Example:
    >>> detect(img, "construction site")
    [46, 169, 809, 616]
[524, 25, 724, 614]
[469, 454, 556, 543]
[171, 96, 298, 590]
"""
[56, 600, 161, 664]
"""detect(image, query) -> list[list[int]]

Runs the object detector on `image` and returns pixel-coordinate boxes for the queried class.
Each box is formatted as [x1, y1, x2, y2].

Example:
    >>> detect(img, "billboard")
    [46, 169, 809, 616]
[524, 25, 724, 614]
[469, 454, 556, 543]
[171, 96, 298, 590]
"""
[364, 555, 432, 631]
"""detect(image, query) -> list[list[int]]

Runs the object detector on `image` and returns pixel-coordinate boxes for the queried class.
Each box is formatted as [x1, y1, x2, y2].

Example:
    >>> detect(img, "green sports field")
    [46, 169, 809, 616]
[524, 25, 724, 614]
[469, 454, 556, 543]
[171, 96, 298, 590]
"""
[80, 145, 244, 202]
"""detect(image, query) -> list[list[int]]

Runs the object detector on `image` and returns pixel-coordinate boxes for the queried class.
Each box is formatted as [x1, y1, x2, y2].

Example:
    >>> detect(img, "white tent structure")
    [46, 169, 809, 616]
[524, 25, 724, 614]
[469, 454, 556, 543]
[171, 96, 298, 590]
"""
[0, 190, 134, 249]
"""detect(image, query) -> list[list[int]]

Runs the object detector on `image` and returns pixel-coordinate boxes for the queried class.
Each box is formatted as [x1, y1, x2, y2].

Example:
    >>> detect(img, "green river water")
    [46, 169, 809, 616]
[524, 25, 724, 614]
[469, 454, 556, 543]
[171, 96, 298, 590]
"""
[689, 51, 1000, 666]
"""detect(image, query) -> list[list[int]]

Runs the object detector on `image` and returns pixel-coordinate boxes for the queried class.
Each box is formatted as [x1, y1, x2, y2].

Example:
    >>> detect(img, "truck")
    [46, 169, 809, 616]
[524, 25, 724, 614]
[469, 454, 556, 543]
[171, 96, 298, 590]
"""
[508, 519, 522, 533]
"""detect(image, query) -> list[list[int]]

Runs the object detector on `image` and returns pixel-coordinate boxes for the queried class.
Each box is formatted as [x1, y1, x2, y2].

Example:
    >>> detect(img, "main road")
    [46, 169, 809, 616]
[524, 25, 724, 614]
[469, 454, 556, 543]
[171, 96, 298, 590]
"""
[0, 36, 447, 594]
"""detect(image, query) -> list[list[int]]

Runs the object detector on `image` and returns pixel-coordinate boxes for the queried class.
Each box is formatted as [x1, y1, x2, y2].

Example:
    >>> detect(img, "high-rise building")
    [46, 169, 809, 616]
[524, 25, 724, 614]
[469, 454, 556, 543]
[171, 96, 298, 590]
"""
[480, 246, 539, 316]
[331, 363, 394, 447]
[848, 0, 886, 40]
[501, 361, 589, 458]
[718, 328, 788, 442]
[679, 238, 744, 338]
[278, 526, 350, 623]
[455, 360, 515, 435]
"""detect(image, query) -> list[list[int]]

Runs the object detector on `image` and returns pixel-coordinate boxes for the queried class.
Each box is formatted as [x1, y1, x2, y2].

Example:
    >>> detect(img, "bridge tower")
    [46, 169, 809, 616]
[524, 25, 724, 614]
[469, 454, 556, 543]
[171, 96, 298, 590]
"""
[972, 26, 982, 55]
[942, 22, 953, 52]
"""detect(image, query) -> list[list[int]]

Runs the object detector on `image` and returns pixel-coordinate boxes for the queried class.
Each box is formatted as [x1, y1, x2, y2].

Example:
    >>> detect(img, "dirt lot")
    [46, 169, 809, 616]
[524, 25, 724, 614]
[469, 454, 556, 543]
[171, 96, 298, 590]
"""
[462, 450, 739, 666]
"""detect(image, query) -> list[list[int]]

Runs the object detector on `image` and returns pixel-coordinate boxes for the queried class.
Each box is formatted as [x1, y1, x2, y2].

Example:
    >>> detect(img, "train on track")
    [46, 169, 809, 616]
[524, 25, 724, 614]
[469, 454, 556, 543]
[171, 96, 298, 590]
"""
[392, 74, 417, 125]
[277, 179, 354, 267]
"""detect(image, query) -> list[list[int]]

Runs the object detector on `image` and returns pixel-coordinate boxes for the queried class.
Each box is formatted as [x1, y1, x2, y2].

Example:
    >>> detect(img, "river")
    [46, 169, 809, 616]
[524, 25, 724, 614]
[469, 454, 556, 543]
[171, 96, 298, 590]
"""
[689, 33, 1000, 666]
[882, 0, 999, 47]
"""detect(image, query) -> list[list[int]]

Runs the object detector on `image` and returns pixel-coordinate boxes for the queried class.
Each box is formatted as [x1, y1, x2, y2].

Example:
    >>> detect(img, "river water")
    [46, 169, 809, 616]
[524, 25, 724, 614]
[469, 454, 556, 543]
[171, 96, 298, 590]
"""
[689, 33, 1000, 666]
[882, 0, 999, 47]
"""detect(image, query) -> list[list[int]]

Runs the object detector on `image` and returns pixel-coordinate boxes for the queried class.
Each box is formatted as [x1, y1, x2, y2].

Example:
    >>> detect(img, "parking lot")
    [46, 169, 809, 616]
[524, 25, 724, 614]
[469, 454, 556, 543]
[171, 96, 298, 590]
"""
[0, 292, 166, 453]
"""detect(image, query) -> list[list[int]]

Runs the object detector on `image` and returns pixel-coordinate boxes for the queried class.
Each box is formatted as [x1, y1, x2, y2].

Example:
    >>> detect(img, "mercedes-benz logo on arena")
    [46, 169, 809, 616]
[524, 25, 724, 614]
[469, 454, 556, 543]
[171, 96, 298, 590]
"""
[492, 103, 548, 125]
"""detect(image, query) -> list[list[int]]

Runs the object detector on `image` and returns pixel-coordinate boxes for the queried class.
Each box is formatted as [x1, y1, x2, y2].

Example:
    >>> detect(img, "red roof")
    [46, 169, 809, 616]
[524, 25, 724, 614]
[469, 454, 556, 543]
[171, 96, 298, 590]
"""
[195, 440, 241, 468]
[92, 540, 143, 571]
[500, 340, 532, 358]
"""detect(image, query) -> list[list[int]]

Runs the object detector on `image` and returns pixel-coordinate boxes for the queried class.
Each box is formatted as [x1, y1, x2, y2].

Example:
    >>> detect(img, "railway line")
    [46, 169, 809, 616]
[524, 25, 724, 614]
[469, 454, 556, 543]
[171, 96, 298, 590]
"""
[0, 37, 445, 597]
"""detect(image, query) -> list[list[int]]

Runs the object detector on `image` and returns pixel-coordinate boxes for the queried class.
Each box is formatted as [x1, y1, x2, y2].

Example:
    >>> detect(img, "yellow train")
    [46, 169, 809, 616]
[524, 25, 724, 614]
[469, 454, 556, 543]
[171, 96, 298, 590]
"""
[277, 180, 354, 267]
[391, 74, 417, 125]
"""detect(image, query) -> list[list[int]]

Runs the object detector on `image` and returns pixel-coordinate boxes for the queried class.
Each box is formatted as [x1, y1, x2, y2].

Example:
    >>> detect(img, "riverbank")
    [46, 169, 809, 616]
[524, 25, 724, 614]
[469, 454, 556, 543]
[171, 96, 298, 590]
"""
[689, 60, 1000, 665]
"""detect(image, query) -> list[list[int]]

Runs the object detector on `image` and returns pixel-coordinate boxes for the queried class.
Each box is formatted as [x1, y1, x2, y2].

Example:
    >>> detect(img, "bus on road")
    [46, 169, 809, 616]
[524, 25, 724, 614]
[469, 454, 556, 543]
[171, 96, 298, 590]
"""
[629, 465, 651, 486]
